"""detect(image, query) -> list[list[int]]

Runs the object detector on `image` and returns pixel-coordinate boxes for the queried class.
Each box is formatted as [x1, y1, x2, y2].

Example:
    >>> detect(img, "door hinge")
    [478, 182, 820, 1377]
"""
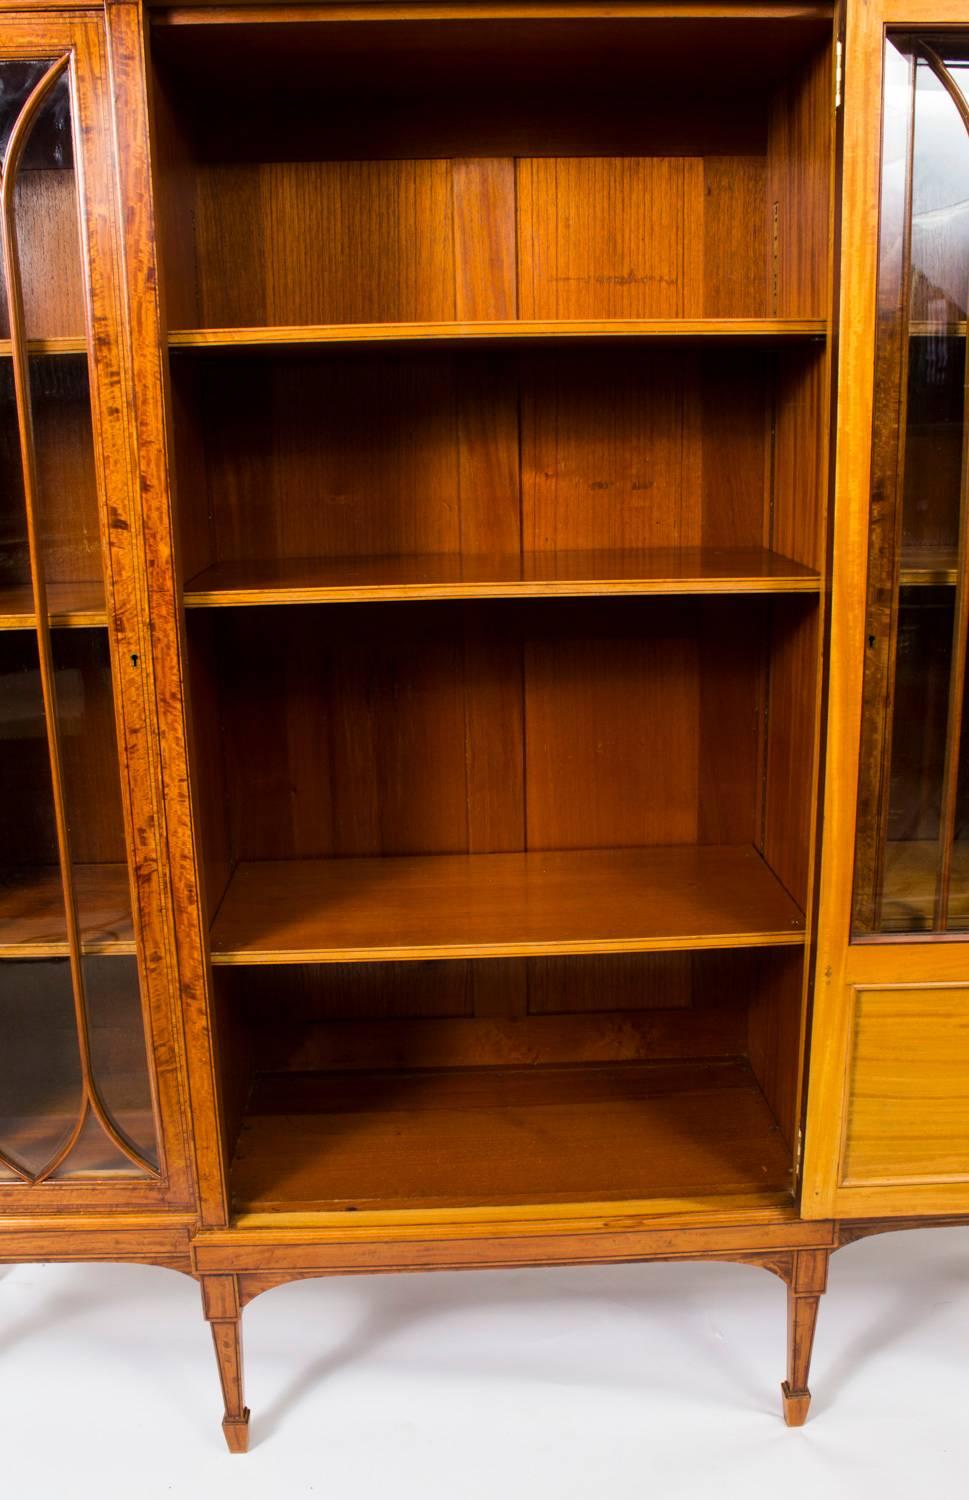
[794, 1126, 804, 1183]
[835, 39, 844, 110]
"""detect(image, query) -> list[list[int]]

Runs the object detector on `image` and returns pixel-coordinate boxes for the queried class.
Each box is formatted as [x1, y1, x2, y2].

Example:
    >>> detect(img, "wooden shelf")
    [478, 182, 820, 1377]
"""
[0, 336, 86, 358]
[0, 864, 134, 958]
[899, 549, 959, 587]
[168, 318, 828, 352]
[0, 580, 106, 631]
[209, 845, 805, 966]
[183, 548, 821, 608]
[231, 1057, 794, 1215]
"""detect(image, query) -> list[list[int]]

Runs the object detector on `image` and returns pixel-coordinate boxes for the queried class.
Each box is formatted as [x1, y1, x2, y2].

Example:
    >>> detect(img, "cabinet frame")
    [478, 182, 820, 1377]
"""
[0, 8, 194, 1212]
[802, 0, 969, 1220]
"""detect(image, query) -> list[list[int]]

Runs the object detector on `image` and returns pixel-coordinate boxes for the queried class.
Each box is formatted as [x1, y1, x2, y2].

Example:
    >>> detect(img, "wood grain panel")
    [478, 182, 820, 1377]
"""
[452, 158, 517, 321]
[527, 952, 696, 1013]
[146, 54, 200, 329]
[184, 614, 234, 921]
[524, 619, 701, 848]
[762, 600, 819, 907]
[772, 345, 827, 570]
[246, 1004, 749, 1074]
[229, 960, 475, 1021]
[702, 157, 770, 316]
[842, 986, 969, 1185]
[697, 599, 763, 845]
[520, 351, 768, 553]
[194, 160, 456, 328]
[194, 164, 270, 328]
[747, 947, 805, 1149]
[767, 41, 831, 318]
[520, 349, 702, 551]
[524, 600, 761, 850]
[517, 157, 705, 320]
[213, 605, 523, 859]
[178, 351, 520, 566]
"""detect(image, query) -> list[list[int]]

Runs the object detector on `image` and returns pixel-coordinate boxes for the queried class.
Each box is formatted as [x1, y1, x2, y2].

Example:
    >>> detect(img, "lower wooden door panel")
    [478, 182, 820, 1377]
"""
[841, 985, 969, 1189]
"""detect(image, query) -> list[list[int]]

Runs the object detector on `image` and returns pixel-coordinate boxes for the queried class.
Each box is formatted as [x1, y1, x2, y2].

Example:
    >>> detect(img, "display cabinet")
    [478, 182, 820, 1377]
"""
[0, 0, 966, 1455]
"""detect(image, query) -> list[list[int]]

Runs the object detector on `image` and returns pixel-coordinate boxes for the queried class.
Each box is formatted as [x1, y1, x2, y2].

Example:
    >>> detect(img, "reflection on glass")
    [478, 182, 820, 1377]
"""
[854, 33, 969, 935]
[0, 59, 158, 1181]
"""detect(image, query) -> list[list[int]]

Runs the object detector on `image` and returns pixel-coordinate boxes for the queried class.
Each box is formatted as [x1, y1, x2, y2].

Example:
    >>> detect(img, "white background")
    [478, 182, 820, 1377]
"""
[1, 1224, 966, 1498]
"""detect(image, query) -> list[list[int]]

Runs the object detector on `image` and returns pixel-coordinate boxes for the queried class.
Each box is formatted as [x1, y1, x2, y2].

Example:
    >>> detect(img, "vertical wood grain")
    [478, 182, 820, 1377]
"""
[517, 157, 704, 320]
[452, 157, 517, 321]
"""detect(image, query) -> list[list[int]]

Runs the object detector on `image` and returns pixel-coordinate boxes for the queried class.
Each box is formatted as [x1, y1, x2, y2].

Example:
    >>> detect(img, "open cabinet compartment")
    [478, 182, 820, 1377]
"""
[150, 12, 833, 335]
[187, 589, 819, 1220]
[149, 7, 834, 1223]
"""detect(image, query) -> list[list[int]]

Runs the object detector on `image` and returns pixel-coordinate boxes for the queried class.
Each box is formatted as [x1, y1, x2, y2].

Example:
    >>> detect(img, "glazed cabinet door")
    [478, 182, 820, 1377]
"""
[0, 14, 191, 1208]
[803, 0, 969, 1218]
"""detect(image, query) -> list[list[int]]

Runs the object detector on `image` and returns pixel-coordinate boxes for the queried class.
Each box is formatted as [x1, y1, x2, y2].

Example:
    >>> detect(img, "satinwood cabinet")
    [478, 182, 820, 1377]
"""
[0, 0, 966, 1452]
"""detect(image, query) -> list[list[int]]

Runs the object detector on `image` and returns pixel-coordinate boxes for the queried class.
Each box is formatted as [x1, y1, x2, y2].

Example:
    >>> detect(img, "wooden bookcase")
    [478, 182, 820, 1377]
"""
[1, 0, 967, 1454]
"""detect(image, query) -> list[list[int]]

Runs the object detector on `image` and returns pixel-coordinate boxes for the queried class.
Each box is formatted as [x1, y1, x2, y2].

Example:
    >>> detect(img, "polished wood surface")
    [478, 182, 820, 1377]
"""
[209, 845, 805, 964]
[232, 1058, 794, 1213]
[169, 318, 827, 347]
[842, 985, 969, 1185]
[183, 548, 820, 606]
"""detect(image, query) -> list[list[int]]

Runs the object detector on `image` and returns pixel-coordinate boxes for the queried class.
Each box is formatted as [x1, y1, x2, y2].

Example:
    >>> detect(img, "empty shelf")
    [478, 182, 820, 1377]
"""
[232, 1057, 794, 1215]
[169, 317, 828, 352]
[209, 845, 806, 965]
[183, 548, 821, 607]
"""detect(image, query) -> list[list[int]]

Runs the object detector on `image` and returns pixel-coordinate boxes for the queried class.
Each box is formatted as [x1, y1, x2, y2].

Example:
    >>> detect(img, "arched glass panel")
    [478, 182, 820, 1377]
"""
[0, 57, 158, 1179]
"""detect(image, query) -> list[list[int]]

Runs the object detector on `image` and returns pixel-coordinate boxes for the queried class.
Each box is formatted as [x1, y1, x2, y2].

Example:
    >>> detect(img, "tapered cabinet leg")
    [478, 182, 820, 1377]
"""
[201, 1275, 250, 1453]
[782, 1249, 829, 1427]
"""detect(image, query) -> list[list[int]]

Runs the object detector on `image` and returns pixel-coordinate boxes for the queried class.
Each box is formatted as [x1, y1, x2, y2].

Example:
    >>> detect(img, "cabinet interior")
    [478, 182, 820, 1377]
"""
[147, 9, 834, 1221]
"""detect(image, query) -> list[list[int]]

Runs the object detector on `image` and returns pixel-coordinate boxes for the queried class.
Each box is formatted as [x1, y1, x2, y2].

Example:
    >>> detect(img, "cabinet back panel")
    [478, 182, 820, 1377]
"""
[197, 598, 765, 862]
[517, 156, 767, 321]
[172, 349, 772, 574]
[184, 153, 772, 329]
[219, 949, 774, 1072]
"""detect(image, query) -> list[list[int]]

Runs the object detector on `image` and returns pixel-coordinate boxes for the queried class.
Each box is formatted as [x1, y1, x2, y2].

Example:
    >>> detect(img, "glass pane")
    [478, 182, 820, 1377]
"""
[0, 58, 158, 1180]
[854, 33, 969, 936]
[0, 632, 75, 1181]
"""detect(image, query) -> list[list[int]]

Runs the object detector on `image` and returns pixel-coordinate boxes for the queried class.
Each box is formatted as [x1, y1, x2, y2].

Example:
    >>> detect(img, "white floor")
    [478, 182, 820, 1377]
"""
[1, 1225, 966, 1498]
